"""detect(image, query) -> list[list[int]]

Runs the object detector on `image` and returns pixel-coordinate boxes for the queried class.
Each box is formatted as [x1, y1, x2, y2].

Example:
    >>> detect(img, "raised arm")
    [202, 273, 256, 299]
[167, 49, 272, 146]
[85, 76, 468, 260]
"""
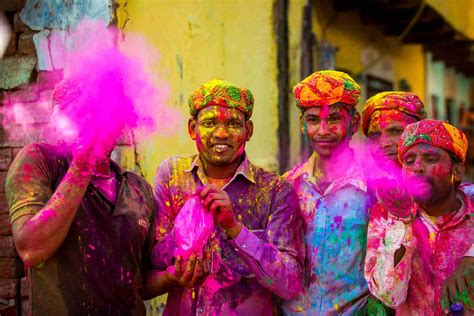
[6, 144, 100, 268]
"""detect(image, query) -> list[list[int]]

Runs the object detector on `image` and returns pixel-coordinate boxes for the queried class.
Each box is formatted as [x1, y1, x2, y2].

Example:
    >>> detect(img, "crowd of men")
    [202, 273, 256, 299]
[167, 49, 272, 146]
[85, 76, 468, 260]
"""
[5, 70, 473, 315]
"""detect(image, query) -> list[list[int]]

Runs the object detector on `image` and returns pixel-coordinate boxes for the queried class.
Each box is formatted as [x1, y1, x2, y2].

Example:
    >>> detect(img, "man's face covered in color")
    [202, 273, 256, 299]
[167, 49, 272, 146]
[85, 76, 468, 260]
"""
[190, 105, 252, 167]
[367, 110, 417, 161]
[301, 103, 357, 158]
[401, 143, 459, 205]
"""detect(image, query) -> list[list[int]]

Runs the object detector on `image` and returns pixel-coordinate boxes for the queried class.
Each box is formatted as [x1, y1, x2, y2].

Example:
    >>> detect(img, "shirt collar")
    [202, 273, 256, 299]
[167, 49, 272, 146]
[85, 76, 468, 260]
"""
[111, 159, 127, 175]
[285, 151, 319, 184]
[184, 153, 256, 185]
[418, 190, 472, 229]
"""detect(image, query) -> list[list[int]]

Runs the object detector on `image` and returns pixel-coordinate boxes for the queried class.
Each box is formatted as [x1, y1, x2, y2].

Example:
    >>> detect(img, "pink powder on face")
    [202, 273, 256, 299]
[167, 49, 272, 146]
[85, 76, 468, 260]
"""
[345, 137, 404, 184]
[2, 20, 181, 150]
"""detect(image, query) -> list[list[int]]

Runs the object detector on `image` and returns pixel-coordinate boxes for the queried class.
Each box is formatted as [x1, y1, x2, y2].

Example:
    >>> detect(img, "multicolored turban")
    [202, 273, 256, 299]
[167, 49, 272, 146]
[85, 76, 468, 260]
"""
[293, 70, 360, 108]
[188, 79, 254, 119]
[398, 119, 468, 163]
[362, 91, 426, 136]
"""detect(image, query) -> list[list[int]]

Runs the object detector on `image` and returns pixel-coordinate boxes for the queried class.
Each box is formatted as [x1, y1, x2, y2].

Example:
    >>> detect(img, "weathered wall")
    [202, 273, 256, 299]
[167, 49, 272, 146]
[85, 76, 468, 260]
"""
[116, 0, 281, 183]
[1, 1, 42, 314]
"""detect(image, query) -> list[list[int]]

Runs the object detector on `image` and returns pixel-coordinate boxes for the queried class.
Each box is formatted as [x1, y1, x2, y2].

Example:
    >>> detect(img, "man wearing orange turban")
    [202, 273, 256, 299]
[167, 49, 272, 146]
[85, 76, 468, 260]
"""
[362, 91, 426, 162]
[282, 70, 381, 315]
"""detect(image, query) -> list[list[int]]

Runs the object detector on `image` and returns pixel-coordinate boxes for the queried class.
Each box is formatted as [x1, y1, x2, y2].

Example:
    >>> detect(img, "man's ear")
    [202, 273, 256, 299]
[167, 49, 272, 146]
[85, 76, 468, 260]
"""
[300, 112, 306, 134]
[188, 117, 197, 140]
[245, 120, 254, 141]
[351, 111, 361, 135]
[452, 162, 466, 184]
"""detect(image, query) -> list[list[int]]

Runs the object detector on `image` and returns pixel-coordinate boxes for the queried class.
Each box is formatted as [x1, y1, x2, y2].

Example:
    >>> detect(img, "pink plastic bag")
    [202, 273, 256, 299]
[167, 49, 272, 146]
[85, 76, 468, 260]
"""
[174, 193, 214, 259]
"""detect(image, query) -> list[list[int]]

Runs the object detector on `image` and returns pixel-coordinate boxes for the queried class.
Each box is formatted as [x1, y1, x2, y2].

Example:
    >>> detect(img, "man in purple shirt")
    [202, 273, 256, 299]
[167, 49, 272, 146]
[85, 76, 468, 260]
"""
[150, 79, 304, 315]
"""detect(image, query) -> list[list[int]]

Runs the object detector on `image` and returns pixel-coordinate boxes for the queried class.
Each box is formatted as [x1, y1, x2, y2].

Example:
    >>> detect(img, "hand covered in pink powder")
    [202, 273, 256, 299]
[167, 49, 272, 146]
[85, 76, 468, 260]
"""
[166, 254, 209, 288]
[70, 134, 114, 175]
[375, 181, 414, 219]
[200, 185, 243, 239]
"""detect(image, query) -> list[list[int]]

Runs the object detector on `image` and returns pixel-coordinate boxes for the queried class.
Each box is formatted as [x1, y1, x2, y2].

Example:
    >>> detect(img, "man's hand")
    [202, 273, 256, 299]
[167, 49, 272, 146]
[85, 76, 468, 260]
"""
[375, 181, 413, 219]
[70, 134, 114, 176]
[165, 255, 208, 288]
[200, 185, 242, 239]
[441, 256, 474, 314]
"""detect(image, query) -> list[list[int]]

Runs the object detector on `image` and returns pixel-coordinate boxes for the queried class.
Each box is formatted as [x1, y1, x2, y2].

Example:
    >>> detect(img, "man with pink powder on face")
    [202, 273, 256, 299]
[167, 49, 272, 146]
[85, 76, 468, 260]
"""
[5, 80, 167, 315]
[362, 93, 474, 314]
[362, 91, 426, 165]
[281, 70, 383, 315]
[365, 119, 474, 315]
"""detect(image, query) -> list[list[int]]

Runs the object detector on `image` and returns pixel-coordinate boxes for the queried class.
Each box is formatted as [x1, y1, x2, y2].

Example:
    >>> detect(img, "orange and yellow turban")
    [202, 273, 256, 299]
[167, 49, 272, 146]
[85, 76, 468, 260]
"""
[398, 119, 468, 162]
[362, 91, 426, 136]
[188, 79, 254, 119]
[293, 70, 360, 108]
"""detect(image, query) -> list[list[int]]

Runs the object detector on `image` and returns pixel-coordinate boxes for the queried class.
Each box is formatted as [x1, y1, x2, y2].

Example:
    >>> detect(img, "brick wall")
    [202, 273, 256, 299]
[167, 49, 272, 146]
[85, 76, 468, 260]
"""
[0, 1, 62, 315]
[0, 78, 64, 316]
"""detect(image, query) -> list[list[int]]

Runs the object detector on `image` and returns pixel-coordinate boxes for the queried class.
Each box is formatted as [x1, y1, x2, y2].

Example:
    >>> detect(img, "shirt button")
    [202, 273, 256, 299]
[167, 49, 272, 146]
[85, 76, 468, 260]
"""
[197, 307, 203, 314]
[241, 244, 246, 249]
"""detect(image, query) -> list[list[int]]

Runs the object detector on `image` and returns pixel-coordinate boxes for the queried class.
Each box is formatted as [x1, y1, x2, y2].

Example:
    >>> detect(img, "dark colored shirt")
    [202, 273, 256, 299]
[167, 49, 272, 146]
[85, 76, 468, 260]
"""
[6, 143, 156, 316]
[153, 154, 305, 315]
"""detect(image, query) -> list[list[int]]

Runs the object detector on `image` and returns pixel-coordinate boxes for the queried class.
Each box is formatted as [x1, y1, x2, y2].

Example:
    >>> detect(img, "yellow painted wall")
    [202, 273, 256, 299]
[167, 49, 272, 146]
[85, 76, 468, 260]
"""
[116, 0, 280, 184]
[426, 0, 474, 39]
[114, 0, 430, 177]
[393, 44, 426, 102]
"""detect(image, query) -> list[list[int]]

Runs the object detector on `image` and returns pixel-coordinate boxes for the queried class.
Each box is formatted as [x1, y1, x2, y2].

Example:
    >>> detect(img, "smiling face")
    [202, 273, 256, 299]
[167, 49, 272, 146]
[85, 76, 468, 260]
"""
[401, 143, 464, 205]
[189, 105, 253, 169]
[301, 103, 359, 158]
[367, 111, 417, 162]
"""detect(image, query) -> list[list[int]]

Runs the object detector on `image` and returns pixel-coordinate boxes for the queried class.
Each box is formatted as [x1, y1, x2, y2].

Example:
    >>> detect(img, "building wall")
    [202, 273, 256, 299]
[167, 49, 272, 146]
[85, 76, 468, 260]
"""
[310, 0, 426, 111]
[116, 0, 282, 183]
[426, 0, 474, 39]
[393, 45, 425, 104]
[425, 51, 472, 126]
